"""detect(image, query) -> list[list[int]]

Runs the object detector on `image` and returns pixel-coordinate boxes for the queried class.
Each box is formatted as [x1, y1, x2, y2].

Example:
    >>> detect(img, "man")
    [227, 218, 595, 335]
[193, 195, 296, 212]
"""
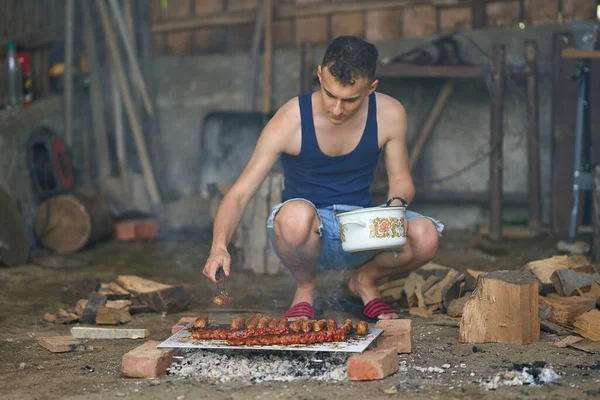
[203, 36, 444, 321]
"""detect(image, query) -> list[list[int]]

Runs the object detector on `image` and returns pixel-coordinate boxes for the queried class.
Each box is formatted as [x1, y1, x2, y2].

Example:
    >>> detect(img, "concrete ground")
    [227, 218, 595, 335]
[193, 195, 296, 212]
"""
[0, 229, 599, 400]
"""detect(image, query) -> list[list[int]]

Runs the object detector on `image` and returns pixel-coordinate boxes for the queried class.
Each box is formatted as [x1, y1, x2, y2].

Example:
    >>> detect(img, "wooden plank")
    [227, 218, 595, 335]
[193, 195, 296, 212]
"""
[331, 11, 364, 39]
[365, 8, 403, 42]
[165, 0, 192, 54]
[594, 166, 600, 262]
[71, 327, 149, 339]
[402, 4, 436, 37]
[376, 63, 485, 78]
[562, 48, 600, 59]
[524, 0, 557, 25]
[486, 0, 520, 27]
[262, 0, 273, 112]
[439, 5, 472, 31]
[295, 0, 328, 46]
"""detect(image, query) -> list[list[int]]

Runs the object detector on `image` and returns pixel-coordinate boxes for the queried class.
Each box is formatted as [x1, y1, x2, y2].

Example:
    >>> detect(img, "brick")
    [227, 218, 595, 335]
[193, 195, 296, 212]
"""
[122, 340, 180, 378]
[39, 336, 87, 353]
[135, 219, 158, 239]
[347, 348, 398, 381]
[375, 319, 413, 353]
[114, 221, 136, 241]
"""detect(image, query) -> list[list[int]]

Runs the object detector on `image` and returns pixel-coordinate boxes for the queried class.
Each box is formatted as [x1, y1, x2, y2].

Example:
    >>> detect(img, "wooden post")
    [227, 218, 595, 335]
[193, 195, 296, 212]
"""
[300, 41, 315, 94]
[525, 40, 541, 231]
[82, 2, 111, 185]
[64, 0, 75, 147]
[246, 0, 265, 111]
[489, 44, 505, 243]
[471, 0, 487, 29]
[593, 165, 600, 262]
[261, 0, 273, 113]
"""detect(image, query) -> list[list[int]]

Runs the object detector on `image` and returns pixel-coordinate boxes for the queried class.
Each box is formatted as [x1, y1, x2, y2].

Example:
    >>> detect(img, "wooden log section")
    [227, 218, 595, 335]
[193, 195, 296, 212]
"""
[34, 189, 113, 254]
[459, 270, 540, 345]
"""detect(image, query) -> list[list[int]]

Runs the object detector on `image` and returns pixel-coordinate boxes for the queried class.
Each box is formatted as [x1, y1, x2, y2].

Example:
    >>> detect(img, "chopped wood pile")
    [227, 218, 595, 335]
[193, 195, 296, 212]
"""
[378, 256, 600, 349]
[43, 275, 192, 325]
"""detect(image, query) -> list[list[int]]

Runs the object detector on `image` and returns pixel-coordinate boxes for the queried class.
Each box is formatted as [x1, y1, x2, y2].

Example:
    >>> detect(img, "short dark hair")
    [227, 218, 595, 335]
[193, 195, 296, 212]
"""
[321, 36, 378, 86]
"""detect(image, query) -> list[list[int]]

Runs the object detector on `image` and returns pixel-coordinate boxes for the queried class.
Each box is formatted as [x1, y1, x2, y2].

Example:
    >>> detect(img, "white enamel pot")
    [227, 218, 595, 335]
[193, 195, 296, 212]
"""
[337, 200, 407, 253]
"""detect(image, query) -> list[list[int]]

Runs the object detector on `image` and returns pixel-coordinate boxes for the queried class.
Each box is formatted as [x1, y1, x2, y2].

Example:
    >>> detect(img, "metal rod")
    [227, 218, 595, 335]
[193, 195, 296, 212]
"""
[106, 0, 154, 116]
[489, 44, 505, 242]
[525, 40, 541, 231]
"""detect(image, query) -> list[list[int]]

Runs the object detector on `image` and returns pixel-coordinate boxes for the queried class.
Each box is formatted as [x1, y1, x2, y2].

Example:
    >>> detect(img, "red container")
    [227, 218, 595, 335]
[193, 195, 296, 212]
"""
[17, 51, 33, 106]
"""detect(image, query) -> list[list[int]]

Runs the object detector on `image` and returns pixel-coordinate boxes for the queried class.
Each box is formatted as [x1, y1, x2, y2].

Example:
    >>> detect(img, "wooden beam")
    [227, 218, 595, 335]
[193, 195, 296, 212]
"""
[410, 80, 454, 170]
[376, 63, 485, 79]
[151, 0, 471, 33]
[64, 0, 75, 147]
[525, 40, 541, 231]
[471, 0, 487, 29]
[489, 44, 505, 243]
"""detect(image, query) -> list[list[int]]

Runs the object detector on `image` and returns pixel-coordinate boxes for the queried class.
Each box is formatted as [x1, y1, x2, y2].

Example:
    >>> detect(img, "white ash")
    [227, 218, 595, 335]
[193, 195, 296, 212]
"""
[167, 349, 349, 383]
[483, 363, 560, 390]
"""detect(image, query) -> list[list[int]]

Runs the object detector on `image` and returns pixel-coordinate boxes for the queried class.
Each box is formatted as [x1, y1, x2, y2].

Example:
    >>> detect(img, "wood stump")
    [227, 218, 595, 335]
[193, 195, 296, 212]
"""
[34, 188, 113, 254]
[209, 172, 285, 275]
[459, 270, 540, 345]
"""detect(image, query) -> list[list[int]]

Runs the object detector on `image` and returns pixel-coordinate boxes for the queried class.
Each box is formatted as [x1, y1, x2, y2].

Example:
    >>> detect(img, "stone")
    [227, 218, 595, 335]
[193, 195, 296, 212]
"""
[122, 340, 180, 378]
[113, 221, 137, 241]
[375, 319, 413, 353]
[347, 348, 398, 381]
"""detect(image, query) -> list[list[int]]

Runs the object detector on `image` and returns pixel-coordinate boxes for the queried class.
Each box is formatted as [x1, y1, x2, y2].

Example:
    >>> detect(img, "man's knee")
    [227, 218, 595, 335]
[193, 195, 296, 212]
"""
[273, 201, 320, 248]
[407, 218, 439, 262]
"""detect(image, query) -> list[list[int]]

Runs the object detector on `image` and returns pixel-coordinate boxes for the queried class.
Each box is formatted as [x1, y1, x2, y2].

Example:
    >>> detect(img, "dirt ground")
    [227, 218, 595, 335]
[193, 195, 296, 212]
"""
[1, 228, 599, 400]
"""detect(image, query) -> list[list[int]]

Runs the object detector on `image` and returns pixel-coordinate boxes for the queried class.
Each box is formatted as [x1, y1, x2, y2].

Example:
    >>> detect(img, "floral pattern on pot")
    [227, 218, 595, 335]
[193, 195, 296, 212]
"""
[341, 226, 346, 243]
[368, 217, 405, 239]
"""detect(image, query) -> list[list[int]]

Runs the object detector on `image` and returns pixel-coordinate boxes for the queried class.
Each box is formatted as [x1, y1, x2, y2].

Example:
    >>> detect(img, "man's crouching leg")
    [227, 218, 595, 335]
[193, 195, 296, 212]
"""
[272, 200, 322, 320]
[348, 217, 440, 320]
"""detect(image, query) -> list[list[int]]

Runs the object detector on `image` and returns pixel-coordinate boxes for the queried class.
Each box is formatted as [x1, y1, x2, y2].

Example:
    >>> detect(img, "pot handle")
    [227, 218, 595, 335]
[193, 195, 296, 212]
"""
[386, 197, 407, 207]
[340, 220, 366, 228]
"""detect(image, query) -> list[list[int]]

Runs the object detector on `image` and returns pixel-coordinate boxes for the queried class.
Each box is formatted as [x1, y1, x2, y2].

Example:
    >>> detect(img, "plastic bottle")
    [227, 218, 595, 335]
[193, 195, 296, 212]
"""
[4, 41, 24, 108]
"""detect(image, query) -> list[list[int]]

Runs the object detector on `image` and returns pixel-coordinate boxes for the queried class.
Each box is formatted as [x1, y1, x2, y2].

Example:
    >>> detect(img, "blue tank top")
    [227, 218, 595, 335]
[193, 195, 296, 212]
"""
[280, 92, 381, 208]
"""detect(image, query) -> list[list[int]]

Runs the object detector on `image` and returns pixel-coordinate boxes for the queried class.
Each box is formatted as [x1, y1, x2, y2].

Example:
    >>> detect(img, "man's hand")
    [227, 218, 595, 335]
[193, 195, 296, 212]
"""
[203, 248, 231, 284]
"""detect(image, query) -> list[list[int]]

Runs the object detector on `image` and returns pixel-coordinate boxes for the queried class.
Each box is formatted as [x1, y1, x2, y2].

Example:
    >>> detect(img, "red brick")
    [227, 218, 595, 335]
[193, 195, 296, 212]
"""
[135, 219, 158, 239]
[375, 319, 413, 353]
[347, 348, 398, 381]
[39, 336, 86, 353]
[122, 340, 180, 378]
[113, 221, 136, 241]
[172, 316, 200, 334]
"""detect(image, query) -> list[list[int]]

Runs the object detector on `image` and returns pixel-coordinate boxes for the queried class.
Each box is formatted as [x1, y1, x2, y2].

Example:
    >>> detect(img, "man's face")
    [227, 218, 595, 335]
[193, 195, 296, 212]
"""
[317, 65, 378, 126]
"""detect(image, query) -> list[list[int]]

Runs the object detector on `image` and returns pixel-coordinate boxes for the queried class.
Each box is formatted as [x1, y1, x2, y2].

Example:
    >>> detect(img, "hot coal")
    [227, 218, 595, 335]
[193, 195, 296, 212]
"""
[167, 349, 350, 383]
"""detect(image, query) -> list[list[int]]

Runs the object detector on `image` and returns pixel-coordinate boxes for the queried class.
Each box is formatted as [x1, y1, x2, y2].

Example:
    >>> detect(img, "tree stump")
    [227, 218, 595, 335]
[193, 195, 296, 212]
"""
[459, 270, 540, 345]
[208, 172, 285, 275]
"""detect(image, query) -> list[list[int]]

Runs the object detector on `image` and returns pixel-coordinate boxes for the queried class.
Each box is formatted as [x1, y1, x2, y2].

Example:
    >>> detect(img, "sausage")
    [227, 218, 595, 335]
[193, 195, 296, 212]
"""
[257, 316, 273, 329]
[246, 313, 261, 329]
[289, 320, 303, 333]
[230, 316, 245, 331]
[327, 319, 337, 332]
[193, 316, 209, 329]
[227, 329, 348, 346]
[277, 317, 288, 329]
[301, 320, 315, 333]
[268, 319, 278, 329]
[213, 293, 230, 306]
[314, 320, 327, 332]
[355, 321, 368, 336]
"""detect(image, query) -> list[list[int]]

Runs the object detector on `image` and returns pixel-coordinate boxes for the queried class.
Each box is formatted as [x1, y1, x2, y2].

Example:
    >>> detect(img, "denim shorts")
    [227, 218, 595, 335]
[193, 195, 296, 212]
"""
[266, 198, 445, 271]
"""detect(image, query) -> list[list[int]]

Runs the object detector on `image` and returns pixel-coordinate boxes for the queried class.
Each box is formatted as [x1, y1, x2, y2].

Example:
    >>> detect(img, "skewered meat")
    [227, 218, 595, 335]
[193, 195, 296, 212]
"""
[246, 313, 261, 329]
[227, 329, 348, 346]
[327, 319, 337, 331]
[314, 320, 327, 332]
[213, 293, 231, 306]
[301, 320, 315, 333]
[230, 316, 245, 331]
[257, 316, 273, 329]
[277, 317, 288, 329]
[355, 321, 368, 336]
[193, 316, 209, 328]
[190, 326, 289, 340]
[289, 320, 302, 333]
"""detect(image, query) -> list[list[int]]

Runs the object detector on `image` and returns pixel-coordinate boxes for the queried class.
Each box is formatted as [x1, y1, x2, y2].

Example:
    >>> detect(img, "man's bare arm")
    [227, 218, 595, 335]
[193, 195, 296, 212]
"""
[203, 99, 299, 281]
[381, 98, 415, 206]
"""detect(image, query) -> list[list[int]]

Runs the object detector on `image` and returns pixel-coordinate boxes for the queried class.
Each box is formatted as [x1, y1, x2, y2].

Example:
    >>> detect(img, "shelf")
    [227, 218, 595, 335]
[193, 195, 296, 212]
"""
[376, 63, 486, 79]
